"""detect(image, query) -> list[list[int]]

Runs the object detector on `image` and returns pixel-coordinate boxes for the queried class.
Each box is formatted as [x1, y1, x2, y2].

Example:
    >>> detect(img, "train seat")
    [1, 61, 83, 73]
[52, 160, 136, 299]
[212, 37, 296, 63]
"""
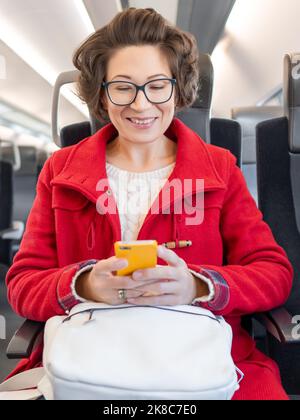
[256, 52, 300, 396]
[232, 106, 283, 203]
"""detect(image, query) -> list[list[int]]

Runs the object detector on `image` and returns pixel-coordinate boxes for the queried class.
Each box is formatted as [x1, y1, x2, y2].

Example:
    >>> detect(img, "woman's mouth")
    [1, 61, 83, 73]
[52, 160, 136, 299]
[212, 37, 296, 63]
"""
[126, 117, 158, 129]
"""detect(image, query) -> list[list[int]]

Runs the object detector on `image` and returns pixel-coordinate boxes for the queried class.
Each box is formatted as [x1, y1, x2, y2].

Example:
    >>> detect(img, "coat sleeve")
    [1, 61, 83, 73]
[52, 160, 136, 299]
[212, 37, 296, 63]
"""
[189, 152, 294, 317]
[5, 156, 97, 322]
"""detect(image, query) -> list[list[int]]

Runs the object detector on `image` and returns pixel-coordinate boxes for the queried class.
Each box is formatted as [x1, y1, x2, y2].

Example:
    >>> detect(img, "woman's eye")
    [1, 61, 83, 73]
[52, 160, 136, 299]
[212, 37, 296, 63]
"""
[116, 87, 132, 91]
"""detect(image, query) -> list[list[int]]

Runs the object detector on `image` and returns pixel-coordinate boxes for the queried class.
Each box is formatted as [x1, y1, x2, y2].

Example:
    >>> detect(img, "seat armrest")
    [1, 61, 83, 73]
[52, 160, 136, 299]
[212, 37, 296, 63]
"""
[6, 320, 45, 360]
[6, 308, 298, 360]
[254, 307, 300, 345]
[0, 221, 25, 241]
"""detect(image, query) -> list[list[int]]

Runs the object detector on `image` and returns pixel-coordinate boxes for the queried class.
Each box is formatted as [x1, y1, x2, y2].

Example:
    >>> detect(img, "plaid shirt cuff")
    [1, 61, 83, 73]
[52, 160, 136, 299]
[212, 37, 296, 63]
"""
[57, 259, 98, 314]
[199, 268, 230, 311]
[187, 265, 230, 312]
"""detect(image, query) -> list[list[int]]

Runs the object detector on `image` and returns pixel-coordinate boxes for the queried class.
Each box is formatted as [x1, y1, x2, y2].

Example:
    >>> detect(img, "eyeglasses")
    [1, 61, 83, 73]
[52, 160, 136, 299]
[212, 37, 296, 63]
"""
[102, 78, 176, 106]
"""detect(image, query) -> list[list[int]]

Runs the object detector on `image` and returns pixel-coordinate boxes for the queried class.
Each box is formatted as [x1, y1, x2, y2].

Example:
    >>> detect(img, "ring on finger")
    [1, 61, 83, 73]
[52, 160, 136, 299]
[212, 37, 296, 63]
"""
[118, 289, 127, 301]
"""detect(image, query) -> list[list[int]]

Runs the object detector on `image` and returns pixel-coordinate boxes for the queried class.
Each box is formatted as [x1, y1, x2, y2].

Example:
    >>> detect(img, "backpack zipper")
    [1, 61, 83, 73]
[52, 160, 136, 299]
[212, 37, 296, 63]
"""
[62, 305, 220, 324]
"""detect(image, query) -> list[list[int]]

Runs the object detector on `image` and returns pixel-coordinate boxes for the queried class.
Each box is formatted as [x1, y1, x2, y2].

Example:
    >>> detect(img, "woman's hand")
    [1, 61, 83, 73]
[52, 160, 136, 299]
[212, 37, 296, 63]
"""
[128, 245, 209, 306]
[75, 256, 157, 305]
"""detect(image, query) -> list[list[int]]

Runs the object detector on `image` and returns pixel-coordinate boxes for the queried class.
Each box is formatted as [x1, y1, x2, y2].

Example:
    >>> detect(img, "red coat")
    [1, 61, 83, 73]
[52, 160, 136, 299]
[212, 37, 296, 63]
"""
[6, 118, 293, 399]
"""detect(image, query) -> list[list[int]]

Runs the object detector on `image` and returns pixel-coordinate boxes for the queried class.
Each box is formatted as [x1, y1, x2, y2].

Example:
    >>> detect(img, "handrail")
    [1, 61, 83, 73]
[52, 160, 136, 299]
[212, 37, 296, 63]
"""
[256, 84, 283, 107]
[51, 70, 80, 147]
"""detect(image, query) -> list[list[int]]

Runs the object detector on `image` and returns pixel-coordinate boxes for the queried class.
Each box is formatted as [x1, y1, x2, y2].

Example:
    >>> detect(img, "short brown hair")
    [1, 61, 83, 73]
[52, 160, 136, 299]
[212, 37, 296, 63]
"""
[73, 7, 200, 123]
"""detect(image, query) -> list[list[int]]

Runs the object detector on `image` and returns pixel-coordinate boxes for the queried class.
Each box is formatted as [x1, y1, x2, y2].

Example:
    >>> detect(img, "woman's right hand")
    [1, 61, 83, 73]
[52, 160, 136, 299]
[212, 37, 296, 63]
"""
[75, 256, 152, 305]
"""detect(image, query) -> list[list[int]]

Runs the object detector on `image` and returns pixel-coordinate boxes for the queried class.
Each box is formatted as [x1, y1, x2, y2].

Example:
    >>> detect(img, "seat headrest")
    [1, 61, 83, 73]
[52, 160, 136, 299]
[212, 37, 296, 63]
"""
[283, 53, 300, 152]
[0, 145, 38, 175]
[176, 53, 213, 142]
[193, 53, 214, 110]
[60, 122, 91, 148]
[232, 106, 283, 164]
[18, 147, 38, 175]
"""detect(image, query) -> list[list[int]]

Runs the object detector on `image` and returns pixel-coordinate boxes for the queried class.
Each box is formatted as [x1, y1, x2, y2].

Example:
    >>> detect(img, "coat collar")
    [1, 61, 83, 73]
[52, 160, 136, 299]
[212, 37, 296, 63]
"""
[51, 118, 226, 203]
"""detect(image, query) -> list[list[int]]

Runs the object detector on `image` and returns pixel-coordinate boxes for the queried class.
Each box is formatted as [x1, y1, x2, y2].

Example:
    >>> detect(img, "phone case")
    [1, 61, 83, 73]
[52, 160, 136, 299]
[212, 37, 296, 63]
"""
[114, 240, 158, 276]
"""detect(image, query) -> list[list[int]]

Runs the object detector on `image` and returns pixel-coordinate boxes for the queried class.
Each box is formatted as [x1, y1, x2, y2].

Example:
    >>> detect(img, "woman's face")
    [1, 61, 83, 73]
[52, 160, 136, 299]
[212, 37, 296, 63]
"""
[102, 45, 176, 145]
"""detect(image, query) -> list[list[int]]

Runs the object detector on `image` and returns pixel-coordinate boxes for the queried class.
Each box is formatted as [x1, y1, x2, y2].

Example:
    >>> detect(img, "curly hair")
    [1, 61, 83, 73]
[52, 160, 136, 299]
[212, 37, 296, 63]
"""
[73, 7, 200, 123]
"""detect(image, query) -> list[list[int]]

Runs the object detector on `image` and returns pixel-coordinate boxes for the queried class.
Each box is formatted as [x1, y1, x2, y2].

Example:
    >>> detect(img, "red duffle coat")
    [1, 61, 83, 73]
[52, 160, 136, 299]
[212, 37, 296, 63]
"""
[5, 118, 293, 399]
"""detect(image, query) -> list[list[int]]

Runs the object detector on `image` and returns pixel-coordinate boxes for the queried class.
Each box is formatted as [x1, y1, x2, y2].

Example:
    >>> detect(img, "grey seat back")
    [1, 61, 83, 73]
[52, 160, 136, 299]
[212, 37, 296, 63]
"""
[14, 147, 39, 223]
[284, 53, 300, 153]
[255, 54, 300, 311]
[0, 160, 13, 265]
[284, 53, 300, 236]
[256, 53, 300, 395]
[232, 106, 283, 203]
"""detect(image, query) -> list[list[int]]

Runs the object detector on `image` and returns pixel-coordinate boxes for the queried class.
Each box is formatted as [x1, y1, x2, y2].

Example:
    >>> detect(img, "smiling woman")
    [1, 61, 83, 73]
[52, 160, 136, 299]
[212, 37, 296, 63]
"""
[72, 7, 200, 124]
[4, 6, 294, 401]
[72, 8, 200, 171]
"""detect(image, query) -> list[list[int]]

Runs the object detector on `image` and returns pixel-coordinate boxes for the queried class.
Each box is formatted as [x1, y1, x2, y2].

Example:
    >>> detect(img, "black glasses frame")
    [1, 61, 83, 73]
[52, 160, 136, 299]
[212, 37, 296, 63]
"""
[101, 78, 177, 106]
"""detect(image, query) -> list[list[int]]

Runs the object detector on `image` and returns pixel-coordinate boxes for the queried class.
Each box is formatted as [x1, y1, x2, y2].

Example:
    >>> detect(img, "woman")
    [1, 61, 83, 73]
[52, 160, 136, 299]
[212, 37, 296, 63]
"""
[6, 8, 293, 400]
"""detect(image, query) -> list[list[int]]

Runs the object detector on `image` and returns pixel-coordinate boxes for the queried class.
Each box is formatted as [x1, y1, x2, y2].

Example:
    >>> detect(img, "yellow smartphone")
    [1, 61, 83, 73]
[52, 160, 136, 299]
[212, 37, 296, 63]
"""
[114, 240, 158, 276]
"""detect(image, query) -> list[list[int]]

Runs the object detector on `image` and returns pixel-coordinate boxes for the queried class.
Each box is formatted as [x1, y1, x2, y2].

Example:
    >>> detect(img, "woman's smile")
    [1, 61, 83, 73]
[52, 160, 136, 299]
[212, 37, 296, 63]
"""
[126, 117, 159, 129]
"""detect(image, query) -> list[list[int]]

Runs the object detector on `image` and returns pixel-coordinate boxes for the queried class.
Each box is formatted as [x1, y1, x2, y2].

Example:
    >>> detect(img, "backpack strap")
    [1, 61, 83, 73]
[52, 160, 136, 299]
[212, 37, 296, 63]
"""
[0, 368, 47, 400]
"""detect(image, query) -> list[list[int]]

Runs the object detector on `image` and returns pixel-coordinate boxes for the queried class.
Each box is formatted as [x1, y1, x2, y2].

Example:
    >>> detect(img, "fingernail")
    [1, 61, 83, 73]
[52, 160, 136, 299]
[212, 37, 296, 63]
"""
[116, 259, 128, 268]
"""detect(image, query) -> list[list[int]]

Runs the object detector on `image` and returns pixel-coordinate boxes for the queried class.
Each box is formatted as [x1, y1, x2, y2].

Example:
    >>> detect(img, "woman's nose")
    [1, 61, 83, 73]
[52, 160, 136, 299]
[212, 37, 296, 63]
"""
[130, 89, 153, 111]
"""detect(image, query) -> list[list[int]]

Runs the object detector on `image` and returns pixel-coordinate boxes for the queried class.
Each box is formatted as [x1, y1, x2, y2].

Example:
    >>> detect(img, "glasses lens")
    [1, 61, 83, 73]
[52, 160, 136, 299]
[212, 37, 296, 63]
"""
[145, 80, 173, 104]
[108, 82, 136, 105]
[107, 80, 174, 105]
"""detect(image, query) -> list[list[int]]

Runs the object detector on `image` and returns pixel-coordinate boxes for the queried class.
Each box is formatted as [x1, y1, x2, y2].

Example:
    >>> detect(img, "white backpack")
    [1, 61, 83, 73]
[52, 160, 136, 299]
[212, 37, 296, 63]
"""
[0, 303, 243, 400]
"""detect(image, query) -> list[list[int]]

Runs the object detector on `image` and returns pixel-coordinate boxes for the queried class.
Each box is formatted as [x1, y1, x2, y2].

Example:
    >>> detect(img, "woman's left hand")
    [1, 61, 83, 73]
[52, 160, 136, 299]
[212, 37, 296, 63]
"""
[128, 245, 202, 306]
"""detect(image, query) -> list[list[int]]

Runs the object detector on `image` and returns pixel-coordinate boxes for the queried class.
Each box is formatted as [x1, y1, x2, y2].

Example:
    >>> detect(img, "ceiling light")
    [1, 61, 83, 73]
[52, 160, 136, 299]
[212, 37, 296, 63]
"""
[0, 9, 89, 118]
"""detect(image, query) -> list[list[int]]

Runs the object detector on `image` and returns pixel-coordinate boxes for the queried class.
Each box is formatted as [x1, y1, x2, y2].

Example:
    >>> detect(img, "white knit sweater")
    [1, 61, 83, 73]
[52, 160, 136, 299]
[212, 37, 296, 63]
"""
[106, 161, 176, 241]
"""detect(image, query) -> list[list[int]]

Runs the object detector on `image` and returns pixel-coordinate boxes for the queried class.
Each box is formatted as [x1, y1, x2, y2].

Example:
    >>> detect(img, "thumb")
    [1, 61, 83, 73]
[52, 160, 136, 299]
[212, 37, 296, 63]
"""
[157, 245, 185, 267]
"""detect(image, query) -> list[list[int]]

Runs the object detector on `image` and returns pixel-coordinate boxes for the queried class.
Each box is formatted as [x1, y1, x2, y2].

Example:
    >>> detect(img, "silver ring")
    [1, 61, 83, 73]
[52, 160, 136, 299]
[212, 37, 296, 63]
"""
[118, 289, 127, 301]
